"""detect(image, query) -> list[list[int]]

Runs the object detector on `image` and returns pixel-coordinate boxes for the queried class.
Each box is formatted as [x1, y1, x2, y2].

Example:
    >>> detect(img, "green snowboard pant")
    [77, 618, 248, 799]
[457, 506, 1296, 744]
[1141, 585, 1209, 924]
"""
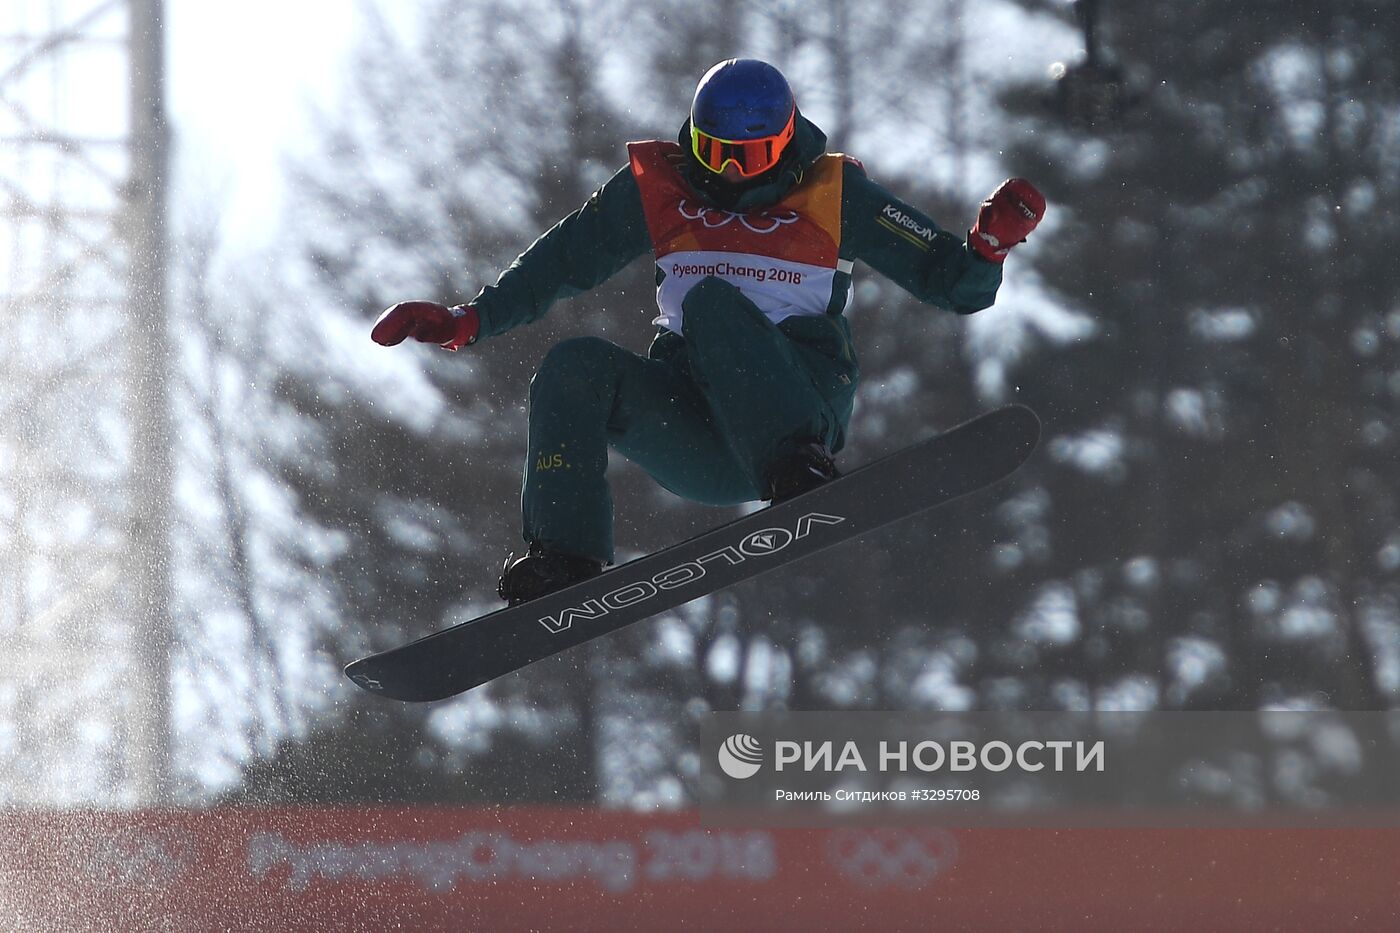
[521, 276, 859, 563]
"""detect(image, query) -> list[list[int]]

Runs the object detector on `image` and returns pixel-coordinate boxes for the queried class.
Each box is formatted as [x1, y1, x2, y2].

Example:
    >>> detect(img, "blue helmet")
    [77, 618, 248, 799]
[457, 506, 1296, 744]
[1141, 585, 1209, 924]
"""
[690, 59, 795, 142]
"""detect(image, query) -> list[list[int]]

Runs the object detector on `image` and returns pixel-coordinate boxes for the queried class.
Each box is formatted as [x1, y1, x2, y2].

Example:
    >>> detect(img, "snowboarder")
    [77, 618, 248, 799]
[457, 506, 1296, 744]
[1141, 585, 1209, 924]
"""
[370, 58, 1045, 606]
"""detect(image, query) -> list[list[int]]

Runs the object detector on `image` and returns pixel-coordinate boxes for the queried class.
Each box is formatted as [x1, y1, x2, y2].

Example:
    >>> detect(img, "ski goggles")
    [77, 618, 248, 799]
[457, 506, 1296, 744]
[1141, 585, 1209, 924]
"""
[689, 109, 796, 178]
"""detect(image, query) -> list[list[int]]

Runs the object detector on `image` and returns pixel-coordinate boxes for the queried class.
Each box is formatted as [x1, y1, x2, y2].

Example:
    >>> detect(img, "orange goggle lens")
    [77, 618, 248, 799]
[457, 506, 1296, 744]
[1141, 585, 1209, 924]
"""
[690, 110, 796, 178]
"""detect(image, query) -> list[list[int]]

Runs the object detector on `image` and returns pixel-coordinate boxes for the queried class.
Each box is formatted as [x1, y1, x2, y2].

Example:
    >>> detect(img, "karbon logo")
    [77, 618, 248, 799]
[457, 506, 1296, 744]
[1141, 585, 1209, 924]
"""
[718, 734, 764, 779]
[879, 204, 938, 244]
[538, 512, 846, 635]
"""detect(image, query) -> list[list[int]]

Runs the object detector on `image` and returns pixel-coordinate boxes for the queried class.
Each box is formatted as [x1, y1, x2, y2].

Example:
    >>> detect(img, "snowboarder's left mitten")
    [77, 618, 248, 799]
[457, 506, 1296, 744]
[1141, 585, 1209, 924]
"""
[969, 178, 1046, 263]
[371, 301, 480, 350]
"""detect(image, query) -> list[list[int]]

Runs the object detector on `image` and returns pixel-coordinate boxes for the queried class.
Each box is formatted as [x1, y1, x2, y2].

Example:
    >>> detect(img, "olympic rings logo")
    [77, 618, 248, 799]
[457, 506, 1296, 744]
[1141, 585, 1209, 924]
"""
[677, 200, 801, 234]
[824, 828, 958, 888]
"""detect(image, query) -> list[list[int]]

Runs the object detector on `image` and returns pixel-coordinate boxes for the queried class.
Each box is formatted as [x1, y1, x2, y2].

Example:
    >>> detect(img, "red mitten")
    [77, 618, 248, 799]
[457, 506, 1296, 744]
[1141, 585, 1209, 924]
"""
[969, 178, 1046, 263]
[371, 301, 480, 350]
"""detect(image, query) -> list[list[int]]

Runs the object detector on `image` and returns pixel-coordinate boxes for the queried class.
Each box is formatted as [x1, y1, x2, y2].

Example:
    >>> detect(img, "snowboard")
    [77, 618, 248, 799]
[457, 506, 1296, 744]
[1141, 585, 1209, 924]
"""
[345, 404, 1040, 702]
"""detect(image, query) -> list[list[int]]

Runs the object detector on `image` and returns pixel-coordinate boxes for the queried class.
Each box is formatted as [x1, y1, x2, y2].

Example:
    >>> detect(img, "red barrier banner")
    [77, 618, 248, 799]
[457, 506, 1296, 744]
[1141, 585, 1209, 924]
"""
[0, 807, 1396, 931]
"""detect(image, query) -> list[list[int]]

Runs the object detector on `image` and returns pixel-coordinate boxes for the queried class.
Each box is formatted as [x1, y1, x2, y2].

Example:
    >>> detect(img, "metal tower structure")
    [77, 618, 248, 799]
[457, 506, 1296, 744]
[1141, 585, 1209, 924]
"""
[0, 0, 171, 804]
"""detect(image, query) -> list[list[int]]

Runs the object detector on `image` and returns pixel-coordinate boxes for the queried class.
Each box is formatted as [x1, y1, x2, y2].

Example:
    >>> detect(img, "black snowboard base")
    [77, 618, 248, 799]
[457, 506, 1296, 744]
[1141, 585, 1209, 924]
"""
[345, 404, 1040, 702]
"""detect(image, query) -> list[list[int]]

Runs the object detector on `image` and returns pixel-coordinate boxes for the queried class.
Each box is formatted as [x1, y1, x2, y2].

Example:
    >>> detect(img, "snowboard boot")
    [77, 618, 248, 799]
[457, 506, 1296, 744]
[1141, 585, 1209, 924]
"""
[497, 543, 604, 607]
[763, 438, 840, 504]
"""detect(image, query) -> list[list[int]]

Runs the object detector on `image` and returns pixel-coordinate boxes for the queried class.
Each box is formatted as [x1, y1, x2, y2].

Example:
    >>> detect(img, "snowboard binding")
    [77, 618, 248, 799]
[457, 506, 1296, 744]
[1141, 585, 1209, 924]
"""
[764, 438, 840, 504]
[498, 544, 604, 607]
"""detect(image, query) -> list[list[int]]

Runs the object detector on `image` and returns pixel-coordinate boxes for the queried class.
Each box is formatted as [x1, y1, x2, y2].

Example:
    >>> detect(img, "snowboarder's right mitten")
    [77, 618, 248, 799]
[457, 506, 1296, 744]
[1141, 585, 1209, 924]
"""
[371, 300, 480, 350]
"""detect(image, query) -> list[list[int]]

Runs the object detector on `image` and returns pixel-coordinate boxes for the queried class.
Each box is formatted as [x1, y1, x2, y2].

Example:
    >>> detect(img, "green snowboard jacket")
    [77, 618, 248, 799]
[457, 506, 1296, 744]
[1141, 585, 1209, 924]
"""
[468, 114, 1003, 382]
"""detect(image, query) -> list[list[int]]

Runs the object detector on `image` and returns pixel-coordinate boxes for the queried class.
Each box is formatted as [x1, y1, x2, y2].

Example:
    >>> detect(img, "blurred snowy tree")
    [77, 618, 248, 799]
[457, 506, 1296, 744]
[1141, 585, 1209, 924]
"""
[995, 0, 1400, 711]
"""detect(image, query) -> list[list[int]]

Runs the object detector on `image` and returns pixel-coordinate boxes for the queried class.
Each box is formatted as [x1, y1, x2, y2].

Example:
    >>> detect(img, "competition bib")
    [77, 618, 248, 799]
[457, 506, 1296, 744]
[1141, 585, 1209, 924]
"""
[627, 141, 853, 334]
